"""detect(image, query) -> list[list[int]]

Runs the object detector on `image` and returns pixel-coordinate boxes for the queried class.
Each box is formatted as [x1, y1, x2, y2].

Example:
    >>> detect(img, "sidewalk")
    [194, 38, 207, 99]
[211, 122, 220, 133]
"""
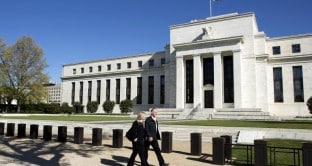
[0, 135, 229, 166]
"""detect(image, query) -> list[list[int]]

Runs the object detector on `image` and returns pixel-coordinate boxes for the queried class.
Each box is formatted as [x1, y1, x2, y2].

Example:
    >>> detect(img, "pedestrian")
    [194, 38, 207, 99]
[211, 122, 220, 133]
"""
[145, 108, 168, 166]
[127, 112, 148, 166]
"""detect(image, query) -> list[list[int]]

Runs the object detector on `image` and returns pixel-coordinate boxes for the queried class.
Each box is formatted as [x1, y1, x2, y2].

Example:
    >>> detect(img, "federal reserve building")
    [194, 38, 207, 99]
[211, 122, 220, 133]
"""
[61, 12, 312, 119]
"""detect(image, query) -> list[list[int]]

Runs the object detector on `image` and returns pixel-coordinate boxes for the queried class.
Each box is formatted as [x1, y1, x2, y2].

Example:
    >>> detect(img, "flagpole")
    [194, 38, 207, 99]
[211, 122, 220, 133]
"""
[210, 0, 212, 17]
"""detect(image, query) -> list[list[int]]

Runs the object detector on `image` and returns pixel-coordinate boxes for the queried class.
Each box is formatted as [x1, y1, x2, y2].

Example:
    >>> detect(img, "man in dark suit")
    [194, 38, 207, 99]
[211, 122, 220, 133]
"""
[145, 108, 168, 166]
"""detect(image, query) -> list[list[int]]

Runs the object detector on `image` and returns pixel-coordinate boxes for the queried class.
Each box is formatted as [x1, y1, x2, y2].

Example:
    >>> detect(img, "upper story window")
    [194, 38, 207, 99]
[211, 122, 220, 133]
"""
[272, 46, 281, 55]
[138, 61, 142, 68]
[117, 63, 121, 70]
[127, 62, 131, 69]
[98, 65, 102, 72]
[81, 67, 84, 74]
[89, 66, 93, 73]
[149, 59, 154, 67]
[73, 69, 76, 74]
[161, 58, 166, 65]
[292, 44, 301, 53]
[107, 64, 111, 71]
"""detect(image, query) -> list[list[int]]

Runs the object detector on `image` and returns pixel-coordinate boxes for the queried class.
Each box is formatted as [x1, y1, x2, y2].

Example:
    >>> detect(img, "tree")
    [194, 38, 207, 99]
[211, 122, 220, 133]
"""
[102, 100, 115, 114]
[87, 101, 99, 113]
[119, 99, 133, 114]
[0, 36, 49, 112]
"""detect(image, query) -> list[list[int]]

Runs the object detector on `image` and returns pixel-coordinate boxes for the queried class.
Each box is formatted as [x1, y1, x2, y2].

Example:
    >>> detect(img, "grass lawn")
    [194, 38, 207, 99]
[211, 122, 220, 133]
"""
[0, 115, 133, 122]
[164, 120, 312, 129]
[232, 139, 304, 165]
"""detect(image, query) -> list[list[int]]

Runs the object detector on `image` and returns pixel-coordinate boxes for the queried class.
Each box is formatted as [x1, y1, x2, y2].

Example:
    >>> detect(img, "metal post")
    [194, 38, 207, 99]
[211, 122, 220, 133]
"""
[74, 127, 84, 144]
[57, 126, 67, 142]
[112, 129, 123, 148]
[92, 128, 102, 146]
[30, 124, 39, 139]
[162, 131, 173, 153]
[213, 137, 225, 165]
[254, 139, 267, 166]
[221, 135, 232, 161]
[6, 123, 15, 137]
[17, 123, 26, 138]
[191, 133, 202, 155]
[0, 122, 5, 135]
[43, 125, 52, 141]
[303, 142, 312, 166]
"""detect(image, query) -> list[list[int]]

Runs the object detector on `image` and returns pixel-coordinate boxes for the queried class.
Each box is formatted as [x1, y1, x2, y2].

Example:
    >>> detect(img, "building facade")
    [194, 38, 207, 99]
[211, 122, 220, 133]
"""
[61, 12, 312, 117]
[44, 83, 61, 104]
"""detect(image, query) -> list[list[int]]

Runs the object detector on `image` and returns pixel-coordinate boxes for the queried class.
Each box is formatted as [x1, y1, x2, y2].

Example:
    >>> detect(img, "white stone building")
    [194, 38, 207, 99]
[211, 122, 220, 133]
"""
[44, 83, 61, 104]
[61, 12, 312, 118]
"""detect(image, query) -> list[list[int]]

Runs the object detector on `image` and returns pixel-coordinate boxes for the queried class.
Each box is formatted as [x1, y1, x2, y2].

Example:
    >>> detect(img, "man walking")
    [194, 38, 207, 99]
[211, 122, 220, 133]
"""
[145, 108, 168, 166]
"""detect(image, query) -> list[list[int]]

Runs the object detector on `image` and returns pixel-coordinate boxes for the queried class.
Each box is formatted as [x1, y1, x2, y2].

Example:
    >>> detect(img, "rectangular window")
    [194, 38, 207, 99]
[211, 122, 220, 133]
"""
[138, 61, 143, 68]
[292, 44, 301, 53]
[81, 68, 84, 74]
[203, 58, 214, 85]
[185, 60, 194, 103]
[106, 80, 110, 101]
[107, 64, 111, 71]
[273, 67, 283, 102]
[223, 56, 234, 103]
[89, 67, 93, 73]
[293, 66, 304, 102]
[148, 76, 154, 104]
[98, 65, 102, 72]
[272, 46, 281, 55]
[117, 63, 121, 70]
[160, 75, 165, 104]
[97, 80, 101, 104]
[88, 81, 92, 102]
[149, 59, 154, 67]
[126, 78, 131, 100]
[127, 62, 131, 69]
[137, 77, 142, 104]
[79, 81, 83, 104]
[73, 69, 76, 74]
[161, 58, 166, 66]
[71, 82, 75, 105]
[116, 79, 120, 104]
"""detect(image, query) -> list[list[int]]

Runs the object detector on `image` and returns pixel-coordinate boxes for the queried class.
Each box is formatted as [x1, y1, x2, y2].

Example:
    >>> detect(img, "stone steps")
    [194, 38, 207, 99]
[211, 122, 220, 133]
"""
[212, 108, 272, 120]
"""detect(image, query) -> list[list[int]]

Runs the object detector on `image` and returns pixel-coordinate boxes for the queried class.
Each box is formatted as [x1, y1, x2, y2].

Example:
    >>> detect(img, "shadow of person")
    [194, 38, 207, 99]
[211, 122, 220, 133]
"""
[100, 158, 124, 166]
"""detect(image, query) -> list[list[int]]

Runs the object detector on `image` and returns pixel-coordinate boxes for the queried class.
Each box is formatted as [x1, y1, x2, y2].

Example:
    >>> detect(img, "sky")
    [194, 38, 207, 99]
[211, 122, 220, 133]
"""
[0, 0, 311, 83]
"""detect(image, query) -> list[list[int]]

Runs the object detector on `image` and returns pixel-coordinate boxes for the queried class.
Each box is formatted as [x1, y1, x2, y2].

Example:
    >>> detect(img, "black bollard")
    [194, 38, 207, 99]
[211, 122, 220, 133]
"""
[92, 128, 102, 146]
[74, 127, 84, 144]
[6, 123, 15, 137]
[112, 129, 123, 148]
[0, 122, 4, 135]
[43, 125, 52, 141]
[30, 124, 39, 139]
[57, 126, 67, 142]
[161, 131, 173, 153]
[17, 123, 26, 138]
[254, 139, 267, 166]
[303, 142, 312, 166]
[213, 137, 225, 165]
[190, 132, 202, 156]
[221, 135, 232, 161]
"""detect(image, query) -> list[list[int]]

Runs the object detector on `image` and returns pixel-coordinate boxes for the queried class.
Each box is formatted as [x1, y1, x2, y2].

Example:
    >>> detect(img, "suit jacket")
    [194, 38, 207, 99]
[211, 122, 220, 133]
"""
[131, 120, 146, 143]
[145, 116, 161, 140]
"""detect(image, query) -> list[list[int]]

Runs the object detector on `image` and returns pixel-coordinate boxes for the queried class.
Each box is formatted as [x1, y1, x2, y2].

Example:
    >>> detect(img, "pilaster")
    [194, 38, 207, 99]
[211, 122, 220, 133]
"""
[176, 56, 184, 108]
[213, 52, 223, 108]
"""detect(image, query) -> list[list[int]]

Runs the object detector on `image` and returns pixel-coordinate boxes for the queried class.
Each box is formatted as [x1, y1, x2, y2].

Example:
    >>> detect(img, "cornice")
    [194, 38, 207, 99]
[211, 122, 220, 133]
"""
[267, 33, 312, 41]
[170, 12, 254, 30]
[268, 54, 312, 63]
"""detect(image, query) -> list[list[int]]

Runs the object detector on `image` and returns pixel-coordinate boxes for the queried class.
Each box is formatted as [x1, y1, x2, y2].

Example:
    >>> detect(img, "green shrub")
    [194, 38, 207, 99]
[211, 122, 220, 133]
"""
[119, 99, 133, 114]
[60, 102, 74, 114]
[44, 103, 61, 114]
[307, 96, 312, 114]
[73, 102, 84, 113]
[87, 101, 99, 113]
[102, 100, 115, 114]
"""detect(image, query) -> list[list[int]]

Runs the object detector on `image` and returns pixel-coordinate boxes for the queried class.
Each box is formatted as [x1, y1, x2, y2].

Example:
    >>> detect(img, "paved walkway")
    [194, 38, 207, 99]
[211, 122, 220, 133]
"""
[0, 135, 230, 166]
[0, 119, 235, 166]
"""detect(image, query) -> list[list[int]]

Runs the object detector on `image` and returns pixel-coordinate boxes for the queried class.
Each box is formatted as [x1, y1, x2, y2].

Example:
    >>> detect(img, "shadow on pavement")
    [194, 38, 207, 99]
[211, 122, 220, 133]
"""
[0, 136, 104, 165]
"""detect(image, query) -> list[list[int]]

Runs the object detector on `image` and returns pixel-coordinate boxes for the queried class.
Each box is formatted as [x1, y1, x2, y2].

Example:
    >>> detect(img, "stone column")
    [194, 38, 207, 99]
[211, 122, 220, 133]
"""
[176, 56, 184, 108]
[193, 54, 202, 108]
[233, 49, 242, 108]
[213, 52, 222, 108]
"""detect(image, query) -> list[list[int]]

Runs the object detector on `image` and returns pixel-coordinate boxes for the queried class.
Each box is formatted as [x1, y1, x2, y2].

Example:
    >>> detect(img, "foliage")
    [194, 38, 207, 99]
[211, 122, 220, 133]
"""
[119, 99, 133, 114]
[0, 36, 49, 112]
[86, 101, 99, 113]
[60, 102, 74, 114]
[73, 102, 84, 113]
[102, 100, 115, 114]
[307, 96, 312, 114]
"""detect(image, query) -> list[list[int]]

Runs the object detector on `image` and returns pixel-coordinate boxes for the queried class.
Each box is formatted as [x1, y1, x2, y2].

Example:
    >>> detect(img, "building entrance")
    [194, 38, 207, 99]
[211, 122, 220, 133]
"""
[204, 90, 214, 108]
